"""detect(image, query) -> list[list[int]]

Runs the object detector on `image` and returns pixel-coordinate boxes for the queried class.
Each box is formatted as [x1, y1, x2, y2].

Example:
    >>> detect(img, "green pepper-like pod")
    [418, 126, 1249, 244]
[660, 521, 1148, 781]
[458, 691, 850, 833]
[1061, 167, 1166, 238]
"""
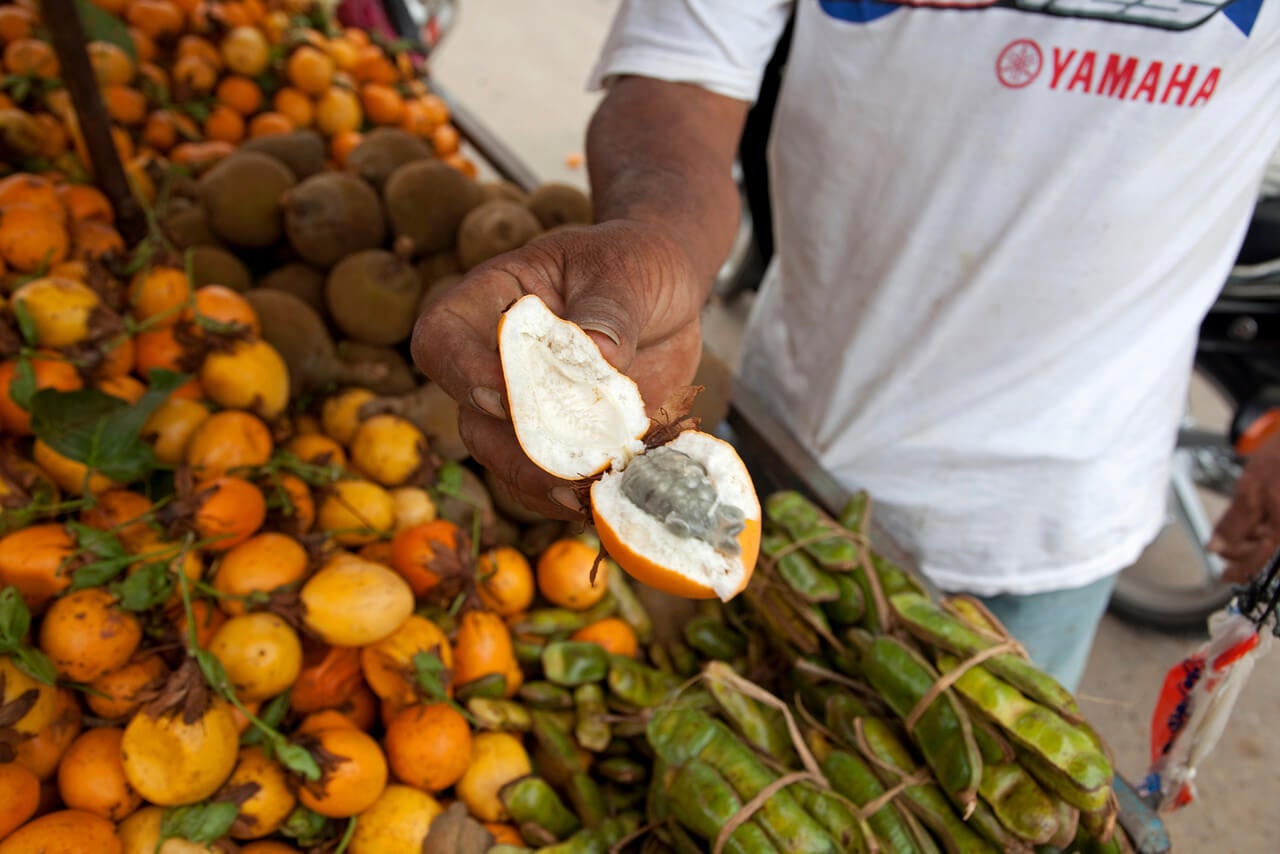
[499, 775, 581, 842]
[512, 596, 618, 636]
[822, 748, 929, 854]
[660, 758, 781, 854]
[741, 581, 823, 656]
[936, 655, 1112, 797]
[519, 681, 576, 710]
[790, 782, 872, 853]
[1047, 798, 1080, 849]
[542, 641, 610, 687]
[682, 615, 748, 661]
[762, 532, 841, 602]
[607, 654, 681, 709]
[572, 683, 611, 752]
[1012, 746, 1112, 815]
[467, 697, 533, 732]
[602, 783, 645, 815]
[1071, 822, 1135, 854]
[647, 640, 676, 674]
[514, 636, 547, 666]
[487, 846, 533, 854]
[596, 756, 646, 786]
[825, 572, 867, 627]
[852, 717, 998, 854]
[667, 640, 701, 677]
[966, 800, 1035, 853]
[604, 562, 652, 644]
[970, 723, 1060, 845]
[838, 490, 871, 532]
[870, 553, 929, 598]
[864, 637, 982, 811]
[566, 771, 607, 829]
[892, 593, 1080, 722]
[530, 710, 589, 788]
[539, 812, 641, 852]
[704, 661, 798, 766]
[455, 672, 508, 702]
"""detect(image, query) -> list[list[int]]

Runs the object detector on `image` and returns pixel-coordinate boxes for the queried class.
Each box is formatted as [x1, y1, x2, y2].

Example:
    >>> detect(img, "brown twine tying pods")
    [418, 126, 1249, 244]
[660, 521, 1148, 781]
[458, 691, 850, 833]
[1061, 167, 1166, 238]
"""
[902, 641, 1020, 733]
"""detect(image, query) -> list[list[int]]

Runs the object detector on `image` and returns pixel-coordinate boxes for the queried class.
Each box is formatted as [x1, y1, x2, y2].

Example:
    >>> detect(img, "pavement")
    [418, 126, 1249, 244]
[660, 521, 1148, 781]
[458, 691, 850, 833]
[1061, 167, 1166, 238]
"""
[432, 3, 1278, 850]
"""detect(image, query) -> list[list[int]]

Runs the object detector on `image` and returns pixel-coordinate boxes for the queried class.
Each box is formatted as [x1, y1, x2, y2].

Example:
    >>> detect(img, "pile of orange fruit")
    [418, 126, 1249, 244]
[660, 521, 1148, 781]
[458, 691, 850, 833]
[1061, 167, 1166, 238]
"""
[0, 208, 644, 848]
[0, 0, 474, 195]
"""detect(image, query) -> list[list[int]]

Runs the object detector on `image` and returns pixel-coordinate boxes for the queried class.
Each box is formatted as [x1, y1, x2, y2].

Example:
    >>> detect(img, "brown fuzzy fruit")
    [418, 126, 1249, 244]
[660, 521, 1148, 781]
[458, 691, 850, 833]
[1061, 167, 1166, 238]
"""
[525, 182, 593, 230]
[383, 160, 483, 257]
[188, 245, 253, 292]
[347, 127, 433, 190]
[162, 199, 219, 249]
[415, 250, 460, 288]
[199, 152, 296, 248]
[258, 263, 327, 314]
[479, 181, 528, 205]
[326, 249, 423, 346]
[282, 172, 386, 269]
[456, 201, 543, 271]
[336, 341, 418, 396]
[239, 130, 327, 181]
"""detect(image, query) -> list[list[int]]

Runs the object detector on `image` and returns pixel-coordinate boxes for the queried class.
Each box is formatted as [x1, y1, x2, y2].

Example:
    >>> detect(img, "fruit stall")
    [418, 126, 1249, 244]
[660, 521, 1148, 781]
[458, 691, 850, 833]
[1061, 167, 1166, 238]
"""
[0, 0, 1173, 851]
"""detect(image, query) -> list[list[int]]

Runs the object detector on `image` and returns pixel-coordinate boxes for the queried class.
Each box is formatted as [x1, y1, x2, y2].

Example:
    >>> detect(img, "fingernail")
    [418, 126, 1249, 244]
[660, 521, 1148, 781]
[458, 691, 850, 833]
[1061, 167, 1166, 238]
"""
[470, 387, 506, 420]
[579, 321, 621, 348]
[549, 486, 582, 512]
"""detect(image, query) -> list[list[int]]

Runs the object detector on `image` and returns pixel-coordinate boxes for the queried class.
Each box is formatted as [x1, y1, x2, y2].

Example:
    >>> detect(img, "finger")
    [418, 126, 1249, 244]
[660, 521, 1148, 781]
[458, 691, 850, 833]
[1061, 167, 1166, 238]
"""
[1209, 477, 1263, 552]
[458, 408, 584, 521]
[411, 268, 524, 418]
[1222, 535, 1279, 584]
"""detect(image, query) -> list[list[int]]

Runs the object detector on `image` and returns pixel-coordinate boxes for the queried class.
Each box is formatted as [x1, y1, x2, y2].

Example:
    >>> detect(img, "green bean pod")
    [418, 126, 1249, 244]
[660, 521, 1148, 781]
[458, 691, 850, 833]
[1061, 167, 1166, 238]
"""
[821, 748, 928, 854]
[790, 782, 872, 853]
[513, 595, 618, 636]
[838, 490, 871, 532]
[941, 595, 1010, 640]
[605, 563, 653, 644]
[542, 641, 610, 686]
[488, 847, 533, 854]
[966, 800, 1035, 853]
[762, 532, 841, 602]
[704, 662, 797, 765]
[602, 784, 645, 816]
[667, 640, 701, 677]
[514, 636, 548, 666]
[936, 655, 1111, 796]
[532, 811, 641, 854]
[742, 581, 823, 655]
[647, 707, 838, 852]
[572, 683, 611, 753]
[891, 593, 1080, 721]
[870, 553, 928, 598]
[499, 776, 581, 842]
[864, 637, 981, 811]
[824, 572, 867, 626]
[455, 672, 508, 702]
[519, 681, 576, 711]
[969, 723, 1060, 845]
[530, 710, 590, 788]
[596, 756, 646, 786]
[607, 654, 681, 709]
[1047, 798, 1080, 849]
[659, 758, 781, 854]
[852, 716, 997, 854]
[646, 640, 676, 674]
[682, 615, 747, 661]
[467, 697, 533, 732]
[566, 772, 607, 829]
[1012, 746, 1112, 814]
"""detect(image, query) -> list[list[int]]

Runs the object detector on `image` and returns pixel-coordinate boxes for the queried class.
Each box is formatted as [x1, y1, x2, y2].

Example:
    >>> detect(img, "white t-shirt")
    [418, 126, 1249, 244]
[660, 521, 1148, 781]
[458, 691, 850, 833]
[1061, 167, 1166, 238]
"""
[590, 0, 1280, 595]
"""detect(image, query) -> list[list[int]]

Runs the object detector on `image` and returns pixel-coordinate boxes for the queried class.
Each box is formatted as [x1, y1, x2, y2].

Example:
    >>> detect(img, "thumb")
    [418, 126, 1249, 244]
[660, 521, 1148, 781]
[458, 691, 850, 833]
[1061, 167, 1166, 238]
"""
[562, 289, 641, 374]
[1211, 477, 1263, 553]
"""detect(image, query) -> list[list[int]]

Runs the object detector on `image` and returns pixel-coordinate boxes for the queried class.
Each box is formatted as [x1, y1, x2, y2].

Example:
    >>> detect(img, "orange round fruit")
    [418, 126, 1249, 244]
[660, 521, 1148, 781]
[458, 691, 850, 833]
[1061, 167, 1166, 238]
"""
[33, 439, 118, 496]
[199, 338, 289, 420]
[183, 284, 260, 337]
[271, 87, 313, 128]
[452, 610, 520, 698]
[536, 538, 609, 611]
[192, 476, 267, 551]
[0, 523, 75, 613]
[203, 103, 246, 144]
[296, 726, 387, 818]
[383, 702, 471, 792]
[57, 727, 141, 821]
[0, 763, 39, 840]
[359, 614, 451, 705]
[247, 111, 294, 138]
[0, 205, 68, 272]
[0, 354, 82, 435]
[56, 184, 113, 224]
[291, 642, 364, 715]
[121, 699, 240, 806]
[208, 612, 303, 701]
[216, 74, 264, 115]
[184, 410, 274, 478]
[38, 588, 142, 683]
[286, 46, 334, 96]
[220, 746, 296, 839]
[9, 276, 100, 349]
[455, 732, 531, 824]
[87, 654, 168, 719]
[0, 810, 121, 854]
[129, 266, 191, 327]
[570, 616, 639, 658]
[299, 553, 413, 647]
[211, 531, 309, 616]
[389, 519, 461, 596]
[476, 546, 535, 617]
[221, 26, 270, 76]
[314, 87, 361, 136]
[140, 396, 211, 466]
[316, 479, 395, 546]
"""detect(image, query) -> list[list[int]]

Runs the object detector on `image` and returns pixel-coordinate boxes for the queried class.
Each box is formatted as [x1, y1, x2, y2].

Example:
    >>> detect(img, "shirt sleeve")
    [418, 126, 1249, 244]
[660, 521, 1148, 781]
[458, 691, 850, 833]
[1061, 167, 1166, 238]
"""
[587, 0, 794, 104]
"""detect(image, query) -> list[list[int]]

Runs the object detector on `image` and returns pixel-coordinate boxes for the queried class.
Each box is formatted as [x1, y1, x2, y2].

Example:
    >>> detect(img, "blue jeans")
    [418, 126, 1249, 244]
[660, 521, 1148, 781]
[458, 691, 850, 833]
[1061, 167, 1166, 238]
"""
[976, 573, 1118, 693]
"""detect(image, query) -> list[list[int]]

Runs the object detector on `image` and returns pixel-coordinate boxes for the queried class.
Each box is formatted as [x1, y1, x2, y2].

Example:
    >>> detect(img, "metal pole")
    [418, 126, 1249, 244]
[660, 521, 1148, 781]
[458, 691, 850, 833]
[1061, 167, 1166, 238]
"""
[42, 0, 148, 245]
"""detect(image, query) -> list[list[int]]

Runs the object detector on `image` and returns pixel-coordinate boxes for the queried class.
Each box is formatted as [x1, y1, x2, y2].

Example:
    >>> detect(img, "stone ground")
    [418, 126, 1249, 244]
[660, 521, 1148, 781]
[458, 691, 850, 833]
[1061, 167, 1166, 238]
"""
[432, 3, 1278, 849]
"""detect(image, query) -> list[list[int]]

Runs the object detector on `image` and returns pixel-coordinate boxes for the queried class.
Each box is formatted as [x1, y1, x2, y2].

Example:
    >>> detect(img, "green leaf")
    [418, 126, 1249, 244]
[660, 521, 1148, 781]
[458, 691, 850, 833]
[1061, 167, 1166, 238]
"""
[73, 0, 137, 60]
[9, 355, 36, 413]
[111, 562, 173, 611]
[0, 586, 31, 647]
[14, 647, 57, 685]
[12, 300, 37, 348]
[411, 649, 449, 703]
[241, 689, 290, 748]
[275, 741, 322, 782]
[68, 554, 135, 590]
[195, 649, 231, 694]
[68, 521, 128, 560]
[436, 461, 463, 497]
[29, 370, 189, 482]
[159, 801, 239, 846]
[280, 806, 329, 845]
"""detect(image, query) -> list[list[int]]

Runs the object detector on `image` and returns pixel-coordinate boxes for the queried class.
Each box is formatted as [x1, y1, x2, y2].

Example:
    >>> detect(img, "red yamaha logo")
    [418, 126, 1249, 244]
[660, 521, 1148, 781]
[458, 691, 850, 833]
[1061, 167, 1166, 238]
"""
[996, 39, 1043, 89]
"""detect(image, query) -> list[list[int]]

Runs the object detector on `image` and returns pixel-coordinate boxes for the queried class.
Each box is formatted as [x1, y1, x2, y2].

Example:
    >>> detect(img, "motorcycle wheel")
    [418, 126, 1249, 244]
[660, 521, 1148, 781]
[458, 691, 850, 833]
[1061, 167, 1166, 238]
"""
[1108, 358, 1243, 633]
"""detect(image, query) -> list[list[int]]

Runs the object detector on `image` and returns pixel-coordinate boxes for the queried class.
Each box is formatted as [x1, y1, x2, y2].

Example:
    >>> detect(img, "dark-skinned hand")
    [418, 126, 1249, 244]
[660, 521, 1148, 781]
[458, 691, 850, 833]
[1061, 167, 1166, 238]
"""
[1210, 431, 1280, 583]
[411, 220, 705, 520]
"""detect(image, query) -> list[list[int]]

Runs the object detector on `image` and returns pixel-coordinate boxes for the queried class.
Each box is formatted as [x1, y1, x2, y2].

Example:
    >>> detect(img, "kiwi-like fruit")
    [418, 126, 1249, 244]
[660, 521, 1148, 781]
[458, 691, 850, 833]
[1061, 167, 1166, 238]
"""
[526, 182, 593, 230]
[258, 263, 327, 314]
[326, 249, 423, 346]
[335, 341, 417, 396]
[415, 250, 460, 287]
[281, 172, 386, 269]
[242, 289, 389, 396]
[162, 199, 220, 249]
[188, 245, 253, 292]
[479, 181, 529, 205]
[456, 200, 543, 270]
[198, 152, 296, 249]
[239, 130, 327, 181]
[346, 127, 434, 190]
[418, 273, 461, 315]
[383, 160, 484, 256]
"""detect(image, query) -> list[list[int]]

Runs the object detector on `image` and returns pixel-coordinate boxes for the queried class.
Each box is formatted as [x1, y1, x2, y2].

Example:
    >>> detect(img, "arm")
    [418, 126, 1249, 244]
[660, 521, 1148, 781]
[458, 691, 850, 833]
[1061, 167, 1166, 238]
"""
[412, 79, 747, 519]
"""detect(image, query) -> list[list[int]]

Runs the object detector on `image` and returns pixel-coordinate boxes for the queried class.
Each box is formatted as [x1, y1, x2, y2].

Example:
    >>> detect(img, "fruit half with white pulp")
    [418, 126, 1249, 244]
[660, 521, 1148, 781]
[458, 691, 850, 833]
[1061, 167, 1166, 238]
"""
[498, 294, 760, 600]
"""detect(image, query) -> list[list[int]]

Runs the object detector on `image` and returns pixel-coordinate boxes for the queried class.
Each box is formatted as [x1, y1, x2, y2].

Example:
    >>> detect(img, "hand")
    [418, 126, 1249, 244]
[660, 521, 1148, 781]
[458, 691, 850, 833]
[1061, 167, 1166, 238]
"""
[411, 220, 707, 520]
[1209, 433, 1280, 583]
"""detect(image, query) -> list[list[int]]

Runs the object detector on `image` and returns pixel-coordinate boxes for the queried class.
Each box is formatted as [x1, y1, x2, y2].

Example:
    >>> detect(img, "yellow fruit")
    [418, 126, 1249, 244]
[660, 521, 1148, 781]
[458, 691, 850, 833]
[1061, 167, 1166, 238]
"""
[121, 699, 240, 806]
[300, 553, 413, 646]
[320, 387, 375, 445]
[347, 784, 442, 854]
[208, 613, 303, 701]
[349, 414, 425, 487]
[456, 732, 532, 823]
[316, 479, 395, 546]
